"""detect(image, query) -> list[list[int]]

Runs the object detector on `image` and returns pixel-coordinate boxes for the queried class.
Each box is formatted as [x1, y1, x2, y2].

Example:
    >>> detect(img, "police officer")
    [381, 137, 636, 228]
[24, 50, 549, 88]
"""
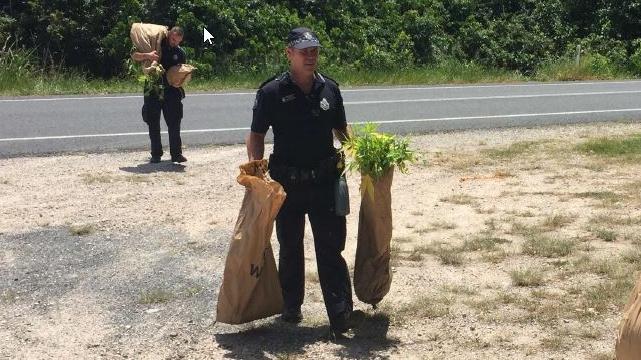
[132, 26, 187, 163]
[246, 27, 352, 335]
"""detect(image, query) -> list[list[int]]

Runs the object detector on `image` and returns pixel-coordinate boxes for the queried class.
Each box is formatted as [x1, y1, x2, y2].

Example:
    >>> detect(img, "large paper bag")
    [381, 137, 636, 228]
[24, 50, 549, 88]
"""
[130, 23, 167, 75]
[616, 274, 641, 359]
[354, 167, 394, 306]
[167, 64, 196, 88]
[216, 160, 286, 324]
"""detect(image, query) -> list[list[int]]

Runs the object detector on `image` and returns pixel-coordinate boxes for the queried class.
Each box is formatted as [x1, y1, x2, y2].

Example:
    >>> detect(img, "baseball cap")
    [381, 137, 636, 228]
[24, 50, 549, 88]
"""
[287, 27, 321, 49]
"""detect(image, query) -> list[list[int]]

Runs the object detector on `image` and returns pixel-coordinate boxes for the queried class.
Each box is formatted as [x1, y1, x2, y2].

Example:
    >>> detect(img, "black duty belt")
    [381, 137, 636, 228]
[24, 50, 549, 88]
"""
[268, 155, 339, 186]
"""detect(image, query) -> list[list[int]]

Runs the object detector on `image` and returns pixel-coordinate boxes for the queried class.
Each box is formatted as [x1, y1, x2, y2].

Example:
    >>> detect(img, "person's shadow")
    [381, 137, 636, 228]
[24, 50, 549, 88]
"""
[119, 161, 186, 174]
[213, 310, 399, 359]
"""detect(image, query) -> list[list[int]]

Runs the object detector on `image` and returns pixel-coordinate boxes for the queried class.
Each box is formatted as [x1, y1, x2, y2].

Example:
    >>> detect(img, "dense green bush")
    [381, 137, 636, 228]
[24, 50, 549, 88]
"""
[1, 0, 641, 79]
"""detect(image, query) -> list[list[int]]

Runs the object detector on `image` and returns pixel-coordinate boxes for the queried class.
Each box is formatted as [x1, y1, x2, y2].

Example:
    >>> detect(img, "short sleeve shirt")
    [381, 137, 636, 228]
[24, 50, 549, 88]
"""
[251, 72, 348, 168]
[160, 39, 186, 85]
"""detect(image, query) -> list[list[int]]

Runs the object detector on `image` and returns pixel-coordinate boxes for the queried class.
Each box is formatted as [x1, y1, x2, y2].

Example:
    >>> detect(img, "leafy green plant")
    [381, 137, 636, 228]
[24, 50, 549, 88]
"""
[343, 123, 415, 197]
[139, 62, 165, 100]
[344, 123, 415, 179]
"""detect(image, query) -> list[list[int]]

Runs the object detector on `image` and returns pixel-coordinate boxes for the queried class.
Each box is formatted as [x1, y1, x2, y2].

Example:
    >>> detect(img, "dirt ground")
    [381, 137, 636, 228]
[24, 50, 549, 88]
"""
[2, 121, 641, 359]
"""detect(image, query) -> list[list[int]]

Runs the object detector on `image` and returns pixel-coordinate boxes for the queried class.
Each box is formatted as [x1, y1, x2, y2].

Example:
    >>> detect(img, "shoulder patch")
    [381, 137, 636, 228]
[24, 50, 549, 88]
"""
[258, 75, 277, 89]
[258, 72, 288, 89]
[319, 73, 339, 87]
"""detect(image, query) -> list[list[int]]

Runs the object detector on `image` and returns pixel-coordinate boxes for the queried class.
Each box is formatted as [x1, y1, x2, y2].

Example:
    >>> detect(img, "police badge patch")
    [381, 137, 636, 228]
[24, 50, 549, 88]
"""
[320, 98, 330, 111]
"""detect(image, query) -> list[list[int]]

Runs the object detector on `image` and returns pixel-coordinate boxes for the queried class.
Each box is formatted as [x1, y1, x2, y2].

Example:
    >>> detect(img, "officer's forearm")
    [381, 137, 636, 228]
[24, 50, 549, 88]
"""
[333, 125, 351, 145]
[132, 52, 146, 62]
[246, 132, 266, 161]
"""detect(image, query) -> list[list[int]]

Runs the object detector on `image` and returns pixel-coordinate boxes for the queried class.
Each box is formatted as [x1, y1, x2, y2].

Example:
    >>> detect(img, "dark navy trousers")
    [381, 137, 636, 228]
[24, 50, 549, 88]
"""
[275, 183, 353, 322]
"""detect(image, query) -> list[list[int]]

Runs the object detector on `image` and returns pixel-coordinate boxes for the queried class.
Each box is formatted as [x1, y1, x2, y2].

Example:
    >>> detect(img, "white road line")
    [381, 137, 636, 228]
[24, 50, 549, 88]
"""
[344, 90, 641, 105]
[1, 80, 641, 102]
[0, 127, 250, 142]
[352, 108, 641, 125]
[341, 80, 641, 92]
[2, 108, 641, 142]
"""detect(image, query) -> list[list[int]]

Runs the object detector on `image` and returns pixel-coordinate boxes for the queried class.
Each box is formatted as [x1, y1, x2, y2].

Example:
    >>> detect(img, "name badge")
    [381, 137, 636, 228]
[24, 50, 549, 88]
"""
[281, 94, 296, 103]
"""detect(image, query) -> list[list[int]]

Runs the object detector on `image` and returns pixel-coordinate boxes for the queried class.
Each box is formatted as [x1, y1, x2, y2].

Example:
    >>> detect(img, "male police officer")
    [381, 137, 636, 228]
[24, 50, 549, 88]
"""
[132, 26, 187, 163]
[246, 27, 352, 335]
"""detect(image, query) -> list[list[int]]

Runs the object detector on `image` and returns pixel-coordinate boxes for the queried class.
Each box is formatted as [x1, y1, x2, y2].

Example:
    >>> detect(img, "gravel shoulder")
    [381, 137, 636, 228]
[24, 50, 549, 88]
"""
[2, 122, 641, 359]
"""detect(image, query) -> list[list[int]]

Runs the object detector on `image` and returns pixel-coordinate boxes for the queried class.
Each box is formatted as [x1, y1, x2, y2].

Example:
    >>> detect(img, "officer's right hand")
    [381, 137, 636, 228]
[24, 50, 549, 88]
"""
[146, 51, 159, 62]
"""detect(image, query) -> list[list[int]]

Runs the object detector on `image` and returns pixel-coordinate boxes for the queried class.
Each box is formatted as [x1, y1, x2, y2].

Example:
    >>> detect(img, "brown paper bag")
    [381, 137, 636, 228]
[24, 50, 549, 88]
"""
[616, 274, 641, 359]
[354, 167, 394, 306]
[167, 64, 196, 88]
[216, 160, 286, 324]
[130, 23, 167, 75]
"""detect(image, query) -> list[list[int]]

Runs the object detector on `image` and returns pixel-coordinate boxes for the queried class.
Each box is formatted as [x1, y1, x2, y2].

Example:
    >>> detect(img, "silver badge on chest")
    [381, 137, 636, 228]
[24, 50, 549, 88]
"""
[320, 98, 330, 111]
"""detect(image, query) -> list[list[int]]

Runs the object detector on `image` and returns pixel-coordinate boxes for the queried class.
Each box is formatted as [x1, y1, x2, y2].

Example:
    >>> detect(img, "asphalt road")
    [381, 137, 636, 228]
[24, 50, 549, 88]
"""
[1, 80, 641, 157]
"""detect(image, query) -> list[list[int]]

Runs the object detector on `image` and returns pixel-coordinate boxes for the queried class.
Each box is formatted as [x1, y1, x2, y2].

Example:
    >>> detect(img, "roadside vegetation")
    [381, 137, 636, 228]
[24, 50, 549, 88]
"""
[3, 1, 641, 95]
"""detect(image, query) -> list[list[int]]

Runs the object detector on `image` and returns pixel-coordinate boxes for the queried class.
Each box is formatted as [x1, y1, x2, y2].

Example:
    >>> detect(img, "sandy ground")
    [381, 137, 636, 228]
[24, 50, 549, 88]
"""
[3, 121, 641, 359]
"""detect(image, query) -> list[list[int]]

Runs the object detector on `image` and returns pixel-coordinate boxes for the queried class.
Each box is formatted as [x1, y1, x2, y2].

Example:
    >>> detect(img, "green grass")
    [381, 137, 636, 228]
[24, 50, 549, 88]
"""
[577, 134, 641, 159]
[0, 59, 525, 96]
[2, 50, 639, 97]
[521, 235, 575, 258]
[535, 55, 632, 82]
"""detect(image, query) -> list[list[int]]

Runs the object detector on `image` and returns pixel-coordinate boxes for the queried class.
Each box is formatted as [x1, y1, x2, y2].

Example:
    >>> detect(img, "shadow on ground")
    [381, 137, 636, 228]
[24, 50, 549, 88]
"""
[214, 310, 399, 359]
[119, 162, 186, 174]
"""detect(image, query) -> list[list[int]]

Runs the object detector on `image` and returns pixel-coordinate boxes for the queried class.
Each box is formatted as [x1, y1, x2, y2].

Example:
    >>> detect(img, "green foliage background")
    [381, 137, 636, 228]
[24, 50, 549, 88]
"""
[3, 0, 641, 79]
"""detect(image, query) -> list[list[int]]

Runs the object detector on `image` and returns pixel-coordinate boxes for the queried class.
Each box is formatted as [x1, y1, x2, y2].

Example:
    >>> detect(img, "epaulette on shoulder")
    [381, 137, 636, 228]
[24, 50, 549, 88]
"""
[258, 72, 287, 89]
[318, 72, 339, 87]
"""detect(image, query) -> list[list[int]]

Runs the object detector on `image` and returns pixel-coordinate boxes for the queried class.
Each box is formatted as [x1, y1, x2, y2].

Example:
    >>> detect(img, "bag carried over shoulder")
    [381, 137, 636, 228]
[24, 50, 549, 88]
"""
[216, 160, 286, 324]
[130, 23, 167, 75]
[616, 274, 641, 359]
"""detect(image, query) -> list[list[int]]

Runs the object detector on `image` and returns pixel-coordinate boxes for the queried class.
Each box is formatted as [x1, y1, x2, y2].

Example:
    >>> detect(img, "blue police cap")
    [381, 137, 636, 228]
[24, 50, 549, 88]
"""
[287, 27, 321, 49]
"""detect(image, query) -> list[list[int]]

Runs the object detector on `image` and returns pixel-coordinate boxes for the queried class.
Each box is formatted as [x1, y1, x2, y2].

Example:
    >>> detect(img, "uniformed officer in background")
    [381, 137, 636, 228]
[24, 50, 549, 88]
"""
[246, 27, 353, 336]
[132, 26, 188, 163]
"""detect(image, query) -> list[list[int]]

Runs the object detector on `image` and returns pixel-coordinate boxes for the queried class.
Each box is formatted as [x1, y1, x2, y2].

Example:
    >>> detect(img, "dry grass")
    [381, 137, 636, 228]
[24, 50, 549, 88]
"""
[439, 193, 477, 205]
[414, 220, 458, 234]
[0, 289, 17, 304]
[590, 227, 618, 242]
[462, 232, 511, 251]
[541, 214, 575, 229]
[437, 247, 465, 266]
[387, 295, 452, 322]
[510, 268, 545, 287]
[68, 224, 94, 236]
[521, 235, 576, 258]
[138, 288, 174, 304]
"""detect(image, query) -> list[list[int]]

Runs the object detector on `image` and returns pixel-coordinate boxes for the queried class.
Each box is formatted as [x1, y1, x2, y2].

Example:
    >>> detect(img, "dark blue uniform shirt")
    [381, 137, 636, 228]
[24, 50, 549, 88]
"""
[160, 38, 186, 87]
[251, 72, 347, 168]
